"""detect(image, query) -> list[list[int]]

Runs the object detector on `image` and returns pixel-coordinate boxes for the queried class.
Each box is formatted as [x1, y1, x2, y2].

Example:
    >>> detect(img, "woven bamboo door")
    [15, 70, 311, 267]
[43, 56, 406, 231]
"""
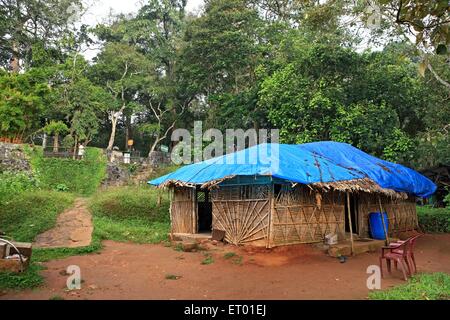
[170, 188, 196, 233]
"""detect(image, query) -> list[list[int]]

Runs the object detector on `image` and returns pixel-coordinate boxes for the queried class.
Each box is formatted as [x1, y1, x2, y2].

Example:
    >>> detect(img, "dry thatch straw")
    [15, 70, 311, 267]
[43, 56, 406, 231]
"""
[310, 178, 408, 200]
[156, 176, 408, 200]
[200, 175, 236, 189]
[158, 179, 196, 189]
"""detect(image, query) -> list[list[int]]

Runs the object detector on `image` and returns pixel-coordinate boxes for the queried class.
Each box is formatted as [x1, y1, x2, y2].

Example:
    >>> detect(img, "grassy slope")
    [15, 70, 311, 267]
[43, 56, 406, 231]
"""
[28, 147, 106, 196]
[0, 191, 75, 242]
[89, 186, 170, 244]
[369, 273, 450, 300]
[0, 171, 40, 204]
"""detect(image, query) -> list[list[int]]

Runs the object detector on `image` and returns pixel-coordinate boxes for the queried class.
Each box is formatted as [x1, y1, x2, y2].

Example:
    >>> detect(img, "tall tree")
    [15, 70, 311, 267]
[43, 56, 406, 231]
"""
[95, 1, 191, 154]
[0, 70, 48, 140]
[0, 0, 83, 72]
[91, 42, 152, 150]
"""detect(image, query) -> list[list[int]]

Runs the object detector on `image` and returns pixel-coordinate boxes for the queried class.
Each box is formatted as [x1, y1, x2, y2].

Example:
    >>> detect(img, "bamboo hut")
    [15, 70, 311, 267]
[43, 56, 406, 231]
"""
[149, 142, 436, 248]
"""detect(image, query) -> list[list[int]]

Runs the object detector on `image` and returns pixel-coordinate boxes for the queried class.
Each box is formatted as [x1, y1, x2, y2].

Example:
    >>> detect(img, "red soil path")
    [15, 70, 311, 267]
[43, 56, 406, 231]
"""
[34, 198, 93, 248]
[2, 234, 450, 300]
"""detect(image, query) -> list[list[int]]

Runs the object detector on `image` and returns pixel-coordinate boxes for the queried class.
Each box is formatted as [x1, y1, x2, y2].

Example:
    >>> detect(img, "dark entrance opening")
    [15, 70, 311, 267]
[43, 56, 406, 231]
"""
[345, 194, 359, 235]
[197, 189, 212, 232]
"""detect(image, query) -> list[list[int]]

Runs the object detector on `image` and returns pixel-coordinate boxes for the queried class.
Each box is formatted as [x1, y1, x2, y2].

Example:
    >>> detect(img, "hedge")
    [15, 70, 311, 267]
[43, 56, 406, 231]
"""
[417, 206, 450, 233]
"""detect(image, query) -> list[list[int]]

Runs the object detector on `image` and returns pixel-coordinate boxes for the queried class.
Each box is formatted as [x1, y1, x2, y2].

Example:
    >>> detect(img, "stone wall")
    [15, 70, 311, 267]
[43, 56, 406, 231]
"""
[102, 162, 158, 187]
[0, 142, 31, 173]
[102, 163, 130, 187]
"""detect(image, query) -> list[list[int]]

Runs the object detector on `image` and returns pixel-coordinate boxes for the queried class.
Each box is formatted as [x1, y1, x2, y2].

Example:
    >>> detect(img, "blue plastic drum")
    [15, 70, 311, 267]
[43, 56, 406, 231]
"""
[369, 212, 389, 240]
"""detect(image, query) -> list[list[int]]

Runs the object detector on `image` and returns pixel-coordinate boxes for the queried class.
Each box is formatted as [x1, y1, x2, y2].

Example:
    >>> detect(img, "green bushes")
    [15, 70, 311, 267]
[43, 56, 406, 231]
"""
[29, 147, 106, 196]
[369, 273, 450, 300]
[0, 171, 40, 204]
[89, 186, 170, 243]
[417, 206, 450, 233]
[0, 190, 74, 242]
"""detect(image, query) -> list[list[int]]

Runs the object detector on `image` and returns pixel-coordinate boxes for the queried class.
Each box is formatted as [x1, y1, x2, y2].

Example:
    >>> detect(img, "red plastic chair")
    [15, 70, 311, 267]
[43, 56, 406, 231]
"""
[390, 234, 422, 274]
[379, 240, 411, 281]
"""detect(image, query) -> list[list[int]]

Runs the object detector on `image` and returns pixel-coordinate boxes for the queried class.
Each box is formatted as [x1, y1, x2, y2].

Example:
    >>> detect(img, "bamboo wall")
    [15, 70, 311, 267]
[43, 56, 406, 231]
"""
[358, 194, 417, 237]
[169, 183, 418, 247]
[269, 185, 345, 247]
[170, 187, 196, 233]
[211, 185, 270, 246]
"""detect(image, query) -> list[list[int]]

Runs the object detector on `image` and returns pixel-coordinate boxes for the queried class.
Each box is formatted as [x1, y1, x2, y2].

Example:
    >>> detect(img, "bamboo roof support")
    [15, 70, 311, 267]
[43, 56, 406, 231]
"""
[346, 192, 355, 256]
[378, 196, 390, 246]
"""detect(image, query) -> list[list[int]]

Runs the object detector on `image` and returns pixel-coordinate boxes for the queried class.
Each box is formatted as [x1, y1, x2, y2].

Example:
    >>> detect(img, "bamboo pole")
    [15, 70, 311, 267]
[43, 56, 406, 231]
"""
[192, 188, 197, 234]
[378, 196, 390, 245]
[266, 184, 274, 248]
[346, 193, 355, 256]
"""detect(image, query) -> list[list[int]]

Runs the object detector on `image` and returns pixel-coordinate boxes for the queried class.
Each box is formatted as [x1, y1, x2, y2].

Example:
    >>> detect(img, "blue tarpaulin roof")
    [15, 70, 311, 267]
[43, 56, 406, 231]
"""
[149, 141, 436, 198]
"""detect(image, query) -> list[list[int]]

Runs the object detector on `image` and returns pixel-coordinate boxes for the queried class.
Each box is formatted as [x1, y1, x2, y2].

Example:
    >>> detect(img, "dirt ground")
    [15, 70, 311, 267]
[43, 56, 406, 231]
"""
[34, 198, 93, 248]
[2, 234, 450, 300]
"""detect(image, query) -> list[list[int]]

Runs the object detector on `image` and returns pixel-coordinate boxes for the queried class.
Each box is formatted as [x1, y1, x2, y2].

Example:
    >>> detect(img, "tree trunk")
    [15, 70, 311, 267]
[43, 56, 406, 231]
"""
[124, 115, 132, 151]
[427, 62, 450, 91]
[10, 42, 20, 73]
[73, 135, 78, 160]
[148, 136, 160, 157]
[53, 134, 59, 152]
[42, 133, 47, 149]
[107, 116, 118, 151]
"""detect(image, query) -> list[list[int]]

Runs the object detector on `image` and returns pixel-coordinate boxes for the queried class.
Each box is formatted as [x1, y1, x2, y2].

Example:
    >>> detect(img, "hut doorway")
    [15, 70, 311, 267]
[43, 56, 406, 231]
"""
[345, 194, 359, 235]
[196, 189, 212, 233]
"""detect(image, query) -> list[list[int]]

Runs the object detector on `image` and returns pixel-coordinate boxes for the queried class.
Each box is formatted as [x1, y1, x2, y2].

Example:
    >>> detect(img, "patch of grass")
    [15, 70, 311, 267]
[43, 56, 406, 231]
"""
[369, 273, 450, 300]
[0, 171, 40, 204]
[28, 147, 106, 196]
[147, 165, 180, 181]
[231, 256, 243, 265]
[173, 243, 184, 252]
[88, 186, 170, 244]
[162, 240, 171, 247]
[223, 252, 236, 259]
[0, 190, 75, 242]
[165, 274, 181, 280]
[0, 264, 44, 290]
[32, 237, 102, 263]
[49, 295, 65, 300]
[201, 254, 214, 265]
[89, 186, 169, 222]
[417, 206, 450, 233]
[93, 216, 169, 244]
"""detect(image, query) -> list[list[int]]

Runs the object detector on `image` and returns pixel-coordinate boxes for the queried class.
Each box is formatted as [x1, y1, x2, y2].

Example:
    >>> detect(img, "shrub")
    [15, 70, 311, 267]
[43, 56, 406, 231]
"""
[445, 191, 450, 208]
[417, 206, 450, 233]
[0, 190, 75, 242]
[54, 183, 69, 192]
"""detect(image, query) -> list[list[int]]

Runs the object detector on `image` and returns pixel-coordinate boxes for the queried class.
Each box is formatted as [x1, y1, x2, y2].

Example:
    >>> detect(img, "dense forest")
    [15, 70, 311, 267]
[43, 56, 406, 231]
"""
[0, 0, 449, 169]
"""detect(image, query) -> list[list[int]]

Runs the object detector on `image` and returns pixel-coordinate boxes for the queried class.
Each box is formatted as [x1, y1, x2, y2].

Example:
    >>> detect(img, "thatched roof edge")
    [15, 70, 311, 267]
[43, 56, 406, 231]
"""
[155, 176, 408, 199]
